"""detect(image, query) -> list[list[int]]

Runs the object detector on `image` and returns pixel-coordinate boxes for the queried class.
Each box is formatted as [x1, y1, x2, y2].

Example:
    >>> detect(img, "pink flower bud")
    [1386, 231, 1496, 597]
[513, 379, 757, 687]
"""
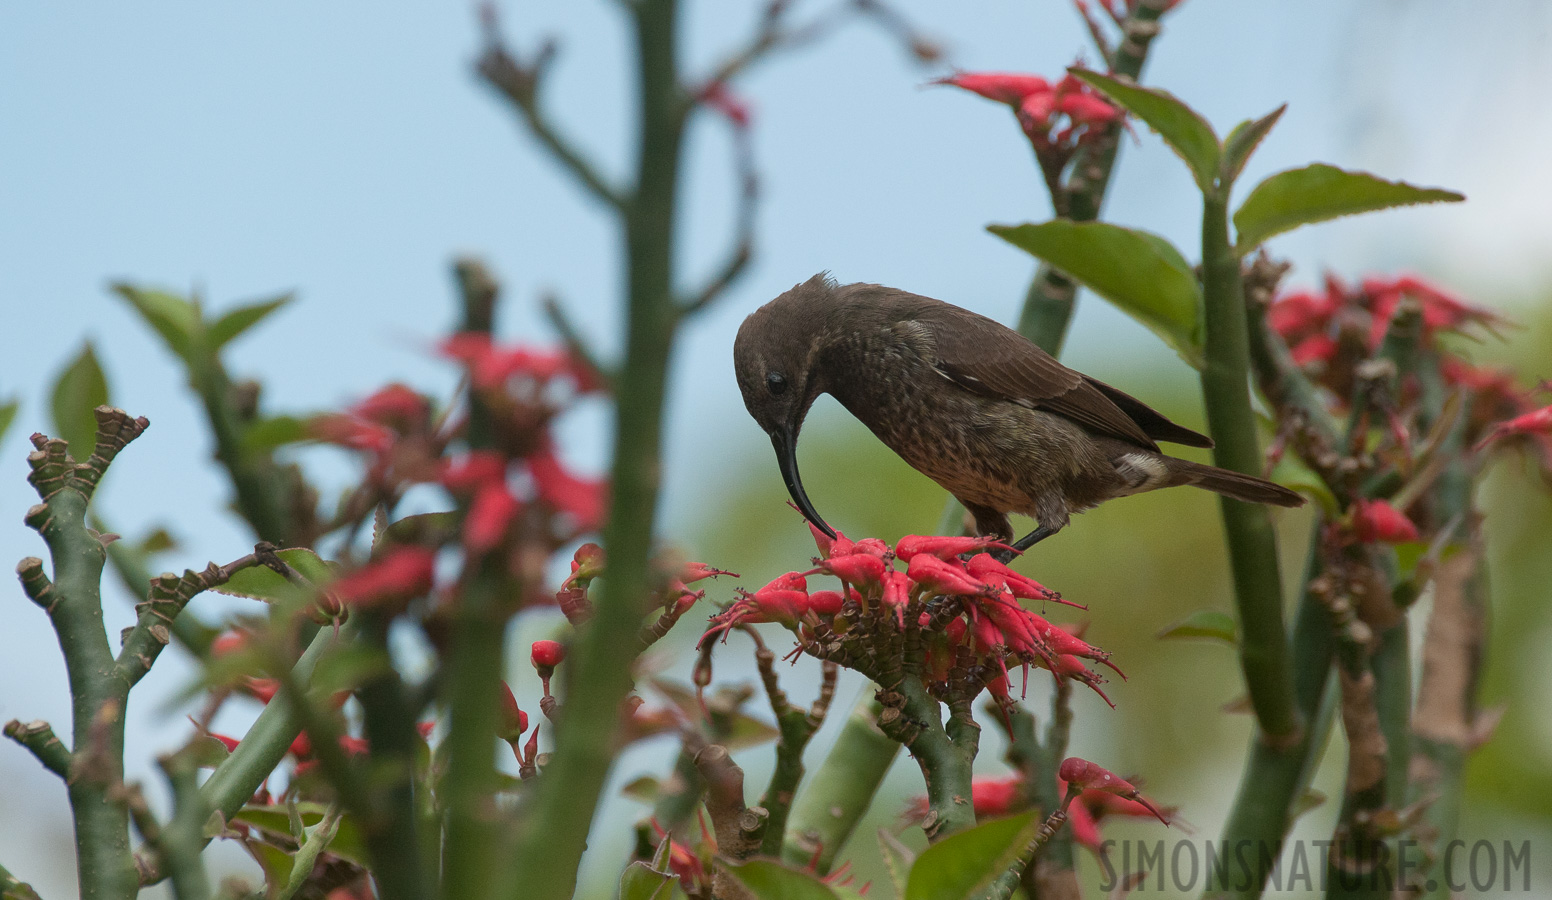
[531, 640, 566, 672]
[935, 72, 1051, 105]
[1057, 757, 1167, 824]
[681, 562, 737, 584]
[1351, 499, 1420, 543]
[905, 554, 989, 596]
[498, 680, 528, 742]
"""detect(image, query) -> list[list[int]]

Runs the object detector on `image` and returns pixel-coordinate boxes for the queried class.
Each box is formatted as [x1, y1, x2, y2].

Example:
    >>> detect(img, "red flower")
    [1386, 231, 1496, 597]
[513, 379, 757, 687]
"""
[904, 554, 989, 597]
[893, 534, 1012, 561]
[530, 439, 607, 533]
[464, 481, 521, 554]
[531, 640, 565, 672]
[499, 680, 528, 741]
[1057, 757, 1168, 825]
[211, 630, 249, 657]
[681, 562, 737, 584]
[416, 721, 435, 740]
[1266, 288, 1336, 342]
[1288, 333, 1338, 367]
[936, 72, 1051, 105]
[809, 551, 888, 588]
[698, 80, 751, 128]
[441, 451, 507, 494]
[309, 414, 394, 456]
[349, 384, 428, 430]
[332, 546, 438, 609]
[1351, 499, 1420, 544]
[1475, 404, 1552, 451]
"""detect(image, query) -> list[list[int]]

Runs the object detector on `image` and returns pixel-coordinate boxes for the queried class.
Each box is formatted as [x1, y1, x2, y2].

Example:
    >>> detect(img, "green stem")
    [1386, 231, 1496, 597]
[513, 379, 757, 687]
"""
[781, 690, 901, 872]
[352, 610, 432, 900]
[1206, 526, 1336, 899]
[0, 861, 43, 900]
[888, 681, 977, 841]
[156, 753, 213, 900]
[3, 718, 71, 779]
[504, 3, 686, 897]
[441, 261, 510, 900]
[24, 451, 136, 900]
[138, 624, 345, 885]
[1198, 192, 1299, 741]
[99, 524, 215, 659]
[188, 359, 297, 545]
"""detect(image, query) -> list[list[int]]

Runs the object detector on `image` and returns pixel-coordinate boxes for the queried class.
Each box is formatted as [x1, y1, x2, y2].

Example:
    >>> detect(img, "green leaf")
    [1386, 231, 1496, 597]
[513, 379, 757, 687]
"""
[905, 811, 1040, 900]
[182, 733, 233, 769]
[878, 828, 917, 899]
[1220, 104, 1286, 188]
[990, 221, 1204, 368]
[133, 527, 179, 557]
[1069, 68, 1220, 193]
[208, 293, 294, 351]
[721, 859, 841, 900]
[111, 283, 202, 362]
[235, 803, 367, 865]
[621, 775, 663, 804]
[1233, 164, 1464, 255]
[48, 342, 111, 463]
[212, 548, 335, 606]
[242, 415, 312, 453]
[619, 860, 684, 900]
[652, 679, 780, 751]
[0, 397, 18, 445]
[1157, 609, 1238, 645]
[243, 838, 295, 887]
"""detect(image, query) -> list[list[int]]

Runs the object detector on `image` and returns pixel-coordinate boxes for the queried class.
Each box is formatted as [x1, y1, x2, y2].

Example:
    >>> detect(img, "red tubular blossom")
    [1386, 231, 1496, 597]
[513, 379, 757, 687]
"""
[441, 451, 507, 494]
[970, 775, 1023, 818]
[530, 439, 607, 533]
[681, 562, 737, 584]
[936, 71, 1051, 105]
[332, 546, 437, 609]
[1037, 620, 1124, 678]
[893, 534, 1013, 561]
[698, 80, 751, 128]
[905, 554, 989, 596]
[464, 481, 521, 554]
[1057, 758, 1168, 824]
[244, 678, 279, 705]
[809, 522, 840, 558]
[1289, 333, 1338, 367]
[350, 384, 429, 429]
[966, 553, 1083, 608]
[879, 569, 912, 627]
[1475, 404, 1552, 450]
[309, 414, 394, 455]
[1266, 289, 1336, 341]
[1043, 655, 1114, 707]
[1351, 499, 1420, 544]
[499, 680, 528, 741]
[1067, 800, 1103, 851]
[806, 589, 847, 616]
[811, 552, 888, 587]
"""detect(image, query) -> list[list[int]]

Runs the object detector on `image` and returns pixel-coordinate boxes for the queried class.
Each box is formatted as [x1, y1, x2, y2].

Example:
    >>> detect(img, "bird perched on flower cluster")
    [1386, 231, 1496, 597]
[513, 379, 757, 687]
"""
[733, 274, 1303, 550]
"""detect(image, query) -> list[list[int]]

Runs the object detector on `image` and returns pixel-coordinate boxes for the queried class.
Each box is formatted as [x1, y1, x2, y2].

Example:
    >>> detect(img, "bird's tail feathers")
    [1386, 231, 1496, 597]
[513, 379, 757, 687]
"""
[1168, 459, 1305, 508]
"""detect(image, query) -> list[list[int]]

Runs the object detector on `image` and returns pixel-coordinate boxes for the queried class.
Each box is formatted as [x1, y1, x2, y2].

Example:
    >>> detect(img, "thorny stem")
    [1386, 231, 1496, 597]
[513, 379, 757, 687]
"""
[781, 690, 901, 873]
[22, 414, 150, 900]
[747, 628, 838, 856]
[882, 677, 977, 841]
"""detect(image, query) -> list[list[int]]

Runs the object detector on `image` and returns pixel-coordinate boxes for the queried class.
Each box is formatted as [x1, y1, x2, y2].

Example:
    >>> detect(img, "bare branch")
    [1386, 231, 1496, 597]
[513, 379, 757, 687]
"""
[3, 719, 70, 780]
[476, 20, 626, 209]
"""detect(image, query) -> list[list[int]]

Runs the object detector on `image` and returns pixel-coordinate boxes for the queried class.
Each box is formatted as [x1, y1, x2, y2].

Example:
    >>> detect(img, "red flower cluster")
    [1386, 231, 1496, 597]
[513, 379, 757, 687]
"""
[938, 71, 1123, 153]
[310, 383, 444, 488]
[1267, 274, 1506, 383]
[702, 525, 1118, 708]
[1269, 272, 1552, 477]
[330, 545, 438, 612]
[907, 767, 1173, 852]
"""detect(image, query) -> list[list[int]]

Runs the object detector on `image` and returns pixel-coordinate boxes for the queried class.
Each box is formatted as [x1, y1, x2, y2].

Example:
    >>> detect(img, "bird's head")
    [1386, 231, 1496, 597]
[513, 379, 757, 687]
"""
[733, 273, 840, 537]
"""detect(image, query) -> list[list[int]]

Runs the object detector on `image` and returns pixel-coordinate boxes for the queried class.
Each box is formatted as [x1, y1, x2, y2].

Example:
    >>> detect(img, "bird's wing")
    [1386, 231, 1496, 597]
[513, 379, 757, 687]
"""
[911, 303, 1161, 450]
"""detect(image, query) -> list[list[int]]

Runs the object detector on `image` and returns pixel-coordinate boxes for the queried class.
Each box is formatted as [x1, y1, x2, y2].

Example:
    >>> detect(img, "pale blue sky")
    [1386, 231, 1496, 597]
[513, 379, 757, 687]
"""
[3, 2, 1549, 894]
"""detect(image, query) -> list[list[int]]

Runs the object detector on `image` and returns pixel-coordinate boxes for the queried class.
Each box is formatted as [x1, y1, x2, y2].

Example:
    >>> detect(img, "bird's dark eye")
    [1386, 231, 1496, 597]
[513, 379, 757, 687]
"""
[766, 372, 788, 396]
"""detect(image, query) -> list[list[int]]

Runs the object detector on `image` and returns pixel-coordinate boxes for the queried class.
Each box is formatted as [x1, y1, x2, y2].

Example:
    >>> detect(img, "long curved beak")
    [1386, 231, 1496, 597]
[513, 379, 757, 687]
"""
[771, 426, 834, 538]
